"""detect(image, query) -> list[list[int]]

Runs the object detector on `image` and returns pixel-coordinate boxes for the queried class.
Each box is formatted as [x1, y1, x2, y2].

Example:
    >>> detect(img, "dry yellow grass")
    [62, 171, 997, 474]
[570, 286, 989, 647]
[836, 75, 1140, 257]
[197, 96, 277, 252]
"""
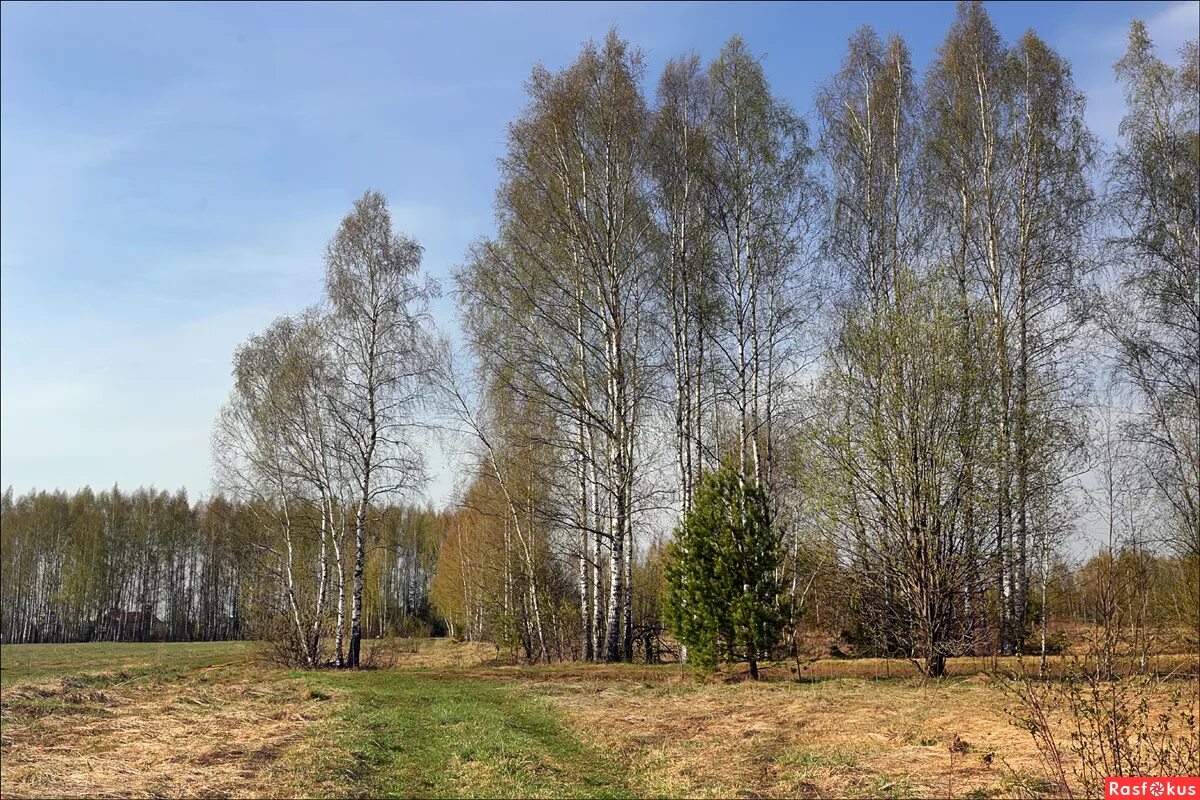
[787, 652, 1198, 682]
[1, 639, 1194, 799]
[0, 672, 324, 799]
[483, 651, 1196, 799]
[370, 636, 501, 670]
[0, 638, 502, 800]
[507, 669, 1048, 799]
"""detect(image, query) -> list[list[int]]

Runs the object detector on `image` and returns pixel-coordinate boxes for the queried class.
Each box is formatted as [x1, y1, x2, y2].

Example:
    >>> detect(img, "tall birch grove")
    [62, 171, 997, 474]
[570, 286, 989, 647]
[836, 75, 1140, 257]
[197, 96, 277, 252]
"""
[440, 5, 1193, 673]
[1104, 22, 1199, 564]
[456, 32, 657, 663]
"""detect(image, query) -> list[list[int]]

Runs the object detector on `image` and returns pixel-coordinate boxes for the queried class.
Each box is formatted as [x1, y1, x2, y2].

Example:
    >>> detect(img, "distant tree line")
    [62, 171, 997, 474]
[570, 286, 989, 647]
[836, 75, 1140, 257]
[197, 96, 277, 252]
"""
[0, 487, 442, 646]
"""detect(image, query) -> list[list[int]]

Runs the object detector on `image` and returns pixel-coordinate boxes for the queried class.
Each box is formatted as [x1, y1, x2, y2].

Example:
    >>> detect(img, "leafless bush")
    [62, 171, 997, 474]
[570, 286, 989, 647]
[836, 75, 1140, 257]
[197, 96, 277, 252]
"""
[390, 618, 434, 639]
[359, 637, 402, 669]
[1006, 636, 1199, 797]
[249, 613, 332, 668]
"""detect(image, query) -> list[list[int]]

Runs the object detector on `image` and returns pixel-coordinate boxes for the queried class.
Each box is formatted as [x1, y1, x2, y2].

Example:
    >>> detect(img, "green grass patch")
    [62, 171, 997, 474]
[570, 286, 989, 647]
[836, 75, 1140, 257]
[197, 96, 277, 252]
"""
[304, 670, 638, 798]
[0, 640, 253, 687]
[777, 746, 859, 778]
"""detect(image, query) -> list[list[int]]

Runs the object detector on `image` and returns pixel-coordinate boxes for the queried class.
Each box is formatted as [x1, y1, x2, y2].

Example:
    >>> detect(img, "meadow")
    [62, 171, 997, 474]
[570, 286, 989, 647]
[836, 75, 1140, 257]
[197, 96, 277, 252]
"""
[8, 638, 1186, 799]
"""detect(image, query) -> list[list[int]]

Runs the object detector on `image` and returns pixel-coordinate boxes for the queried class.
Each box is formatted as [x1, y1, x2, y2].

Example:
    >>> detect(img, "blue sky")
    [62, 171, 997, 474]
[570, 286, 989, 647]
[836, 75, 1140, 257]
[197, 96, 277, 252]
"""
[2, 0, 1197, 507]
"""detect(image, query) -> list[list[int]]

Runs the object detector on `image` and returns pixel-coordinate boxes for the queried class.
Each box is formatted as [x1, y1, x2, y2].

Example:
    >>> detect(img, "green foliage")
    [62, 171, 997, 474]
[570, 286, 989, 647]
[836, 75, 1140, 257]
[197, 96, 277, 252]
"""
[664, 462, 783, 675]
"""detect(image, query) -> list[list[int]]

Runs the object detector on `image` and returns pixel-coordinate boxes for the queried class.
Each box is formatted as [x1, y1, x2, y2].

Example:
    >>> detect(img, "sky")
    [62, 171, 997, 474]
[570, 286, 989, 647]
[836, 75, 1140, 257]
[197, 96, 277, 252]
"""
[2, 0, 1197, 509]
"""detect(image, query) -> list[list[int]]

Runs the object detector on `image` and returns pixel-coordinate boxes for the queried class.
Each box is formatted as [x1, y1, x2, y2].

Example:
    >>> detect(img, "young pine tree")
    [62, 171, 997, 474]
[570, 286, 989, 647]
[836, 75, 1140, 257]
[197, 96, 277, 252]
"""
[665, 462, 783, 679]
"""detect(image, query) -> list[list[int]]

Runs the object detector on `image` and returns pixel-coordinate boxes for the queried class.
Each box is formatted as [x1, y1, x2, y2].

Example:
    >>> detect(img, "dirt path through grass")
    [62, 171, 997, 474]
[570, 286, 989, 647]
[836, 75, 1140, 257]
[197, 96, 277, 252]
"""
[301, 671, 637, 798]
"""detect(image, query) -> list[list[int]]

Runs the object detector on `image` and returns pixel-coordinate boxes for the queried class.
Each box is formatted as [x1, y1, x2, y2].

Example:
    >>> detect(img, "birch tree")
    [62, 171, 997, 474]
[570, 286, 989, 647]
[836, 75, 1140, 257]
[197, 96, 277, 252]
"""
[705, 36, 820, 500]
[213, 315, 339, 666]
[457, 32, 655, 663]
[649, 53, 717, 518]
[1105, 23, 1199, 562]
[324, 191, 436, 667]
[817, 270, 991, 677]
[817, 26, 936, 664]
[924, 1, 1095, 653]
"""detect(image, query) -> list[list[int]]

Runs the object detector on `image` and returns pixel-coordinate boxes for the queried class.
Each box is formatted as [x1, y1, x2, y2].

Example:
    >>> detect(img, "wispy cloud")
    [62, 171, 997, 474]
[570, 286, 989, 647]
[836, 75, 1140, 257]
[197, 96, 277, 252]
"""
[1055, 0, 1199, 148]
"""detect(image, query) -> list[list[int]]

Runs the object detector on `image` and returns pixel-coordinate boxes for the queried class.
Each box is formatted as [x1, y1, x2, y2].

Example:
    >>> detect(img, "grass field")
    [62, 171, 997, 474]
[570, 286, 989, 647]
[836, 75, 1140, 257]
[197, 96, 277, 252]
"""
[0, 639, 1194, 798]
[0, 640, 256, 688]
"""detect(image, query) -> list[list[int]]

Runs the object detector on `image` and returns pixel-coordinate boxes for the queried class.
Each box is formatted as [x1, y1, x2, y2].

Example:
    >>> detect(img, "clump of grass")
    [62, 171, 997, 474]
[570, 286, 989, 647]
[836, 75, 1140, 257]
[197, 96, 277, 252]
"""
[778, 747, 859, 776]
[997, 766, 1062, 798]
[866, 774, 913, 799]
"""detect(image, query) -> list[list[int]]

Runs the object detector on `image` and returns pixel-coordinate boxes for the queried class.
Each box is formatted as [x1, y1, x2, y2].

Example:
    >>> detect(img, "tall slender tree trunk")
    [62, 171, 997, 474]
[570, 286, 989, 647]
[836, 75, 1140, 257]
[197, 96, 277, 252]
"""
[578, 433, 593, 661]
[623, 521, 634, 661]
[589, 430, 605, 661]
[309, 497, 330, 665]
[332, 500, 347, 667]
[280, 500, 312, 668]
[348, 493, 367, 668]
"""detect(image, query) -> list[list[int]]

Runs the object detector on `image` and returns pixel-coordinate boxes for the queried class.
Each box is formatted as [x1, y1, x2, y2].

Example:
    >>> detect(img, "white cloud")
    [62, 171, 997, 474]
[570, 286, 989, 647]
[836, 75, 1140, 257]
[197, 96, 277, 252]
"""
[1146, 1, 1200, 57]
[1060, 0, 1199, 148]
